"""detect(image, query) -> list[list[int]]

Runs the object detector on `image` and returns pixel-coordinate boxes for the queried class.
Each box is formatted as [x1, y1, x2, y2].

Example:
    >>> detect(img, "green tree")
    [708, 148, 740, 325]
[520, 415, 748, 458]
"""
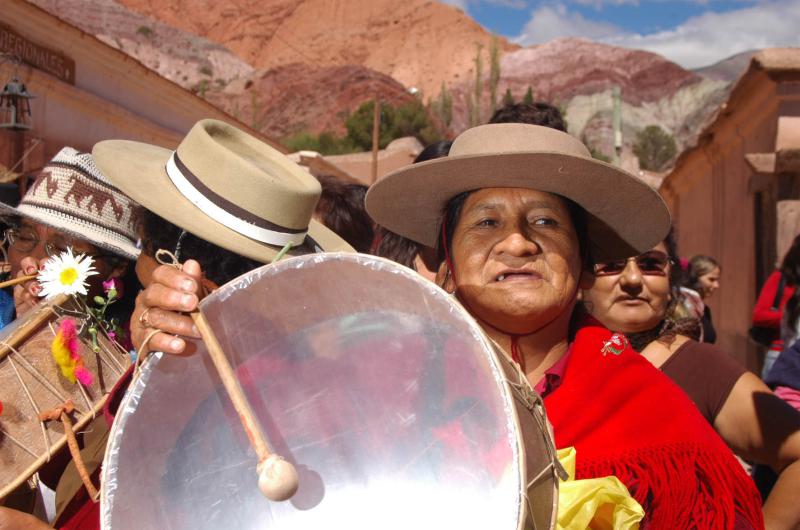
[393, 99, 442, 146]
[136, 25, 153, 39]
[523, 86, 534, 105]
[472, 44, 484, 126]
[502, 88, 515, 107]
[489, 35, 501, 113]
[283, 131, 357, 156]
[633, 125, 677, 171]
[433, 82, 453, 128]
[345, 99, 442, 151]
[345, 100, 393, 150]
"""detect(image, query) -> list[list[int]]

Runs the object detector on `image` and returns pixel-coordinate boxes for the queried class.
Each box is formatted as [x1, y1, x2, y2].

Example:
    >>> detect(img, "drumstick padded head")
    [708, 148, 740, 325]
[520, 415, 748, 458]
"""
[257, 455, 299, 502]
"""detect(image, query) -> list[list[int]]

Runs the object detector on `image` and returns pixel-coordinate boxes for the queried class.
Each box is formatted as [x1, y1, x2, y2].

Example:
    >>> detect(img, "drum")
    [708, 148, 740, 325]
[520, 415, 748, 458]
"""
[0, 294, 131, 499]
[102, 254, 561, 530]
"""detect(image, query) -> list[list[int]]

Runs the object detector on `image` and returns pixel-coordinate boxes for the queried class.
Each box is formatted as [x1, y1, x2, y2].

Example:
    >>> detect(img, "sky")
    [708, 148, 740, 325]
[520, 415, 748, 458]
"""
[441, 0, 800, 69]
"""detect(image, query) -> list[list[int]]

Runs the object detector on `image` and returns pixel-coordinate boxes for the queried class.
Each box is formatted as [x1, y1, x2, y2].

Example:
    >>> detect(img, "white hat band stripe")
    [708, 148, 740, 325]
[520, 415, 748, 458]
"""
[165, 152, 308, 247]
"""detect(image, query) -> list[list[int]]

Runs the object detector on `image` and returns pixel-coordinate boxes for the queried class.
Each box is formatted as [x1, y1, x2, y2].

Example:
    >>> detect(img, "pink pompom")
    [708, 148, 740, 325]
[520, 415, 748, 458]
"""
[75, 366, 94, 386]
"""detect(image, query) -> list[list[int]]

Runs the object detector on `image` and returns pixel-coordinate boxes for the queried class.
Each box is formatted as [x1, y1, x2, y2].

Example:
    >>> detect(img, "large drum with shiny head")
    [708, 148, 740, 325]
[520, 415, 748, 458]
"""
[102, 254, 560, 529]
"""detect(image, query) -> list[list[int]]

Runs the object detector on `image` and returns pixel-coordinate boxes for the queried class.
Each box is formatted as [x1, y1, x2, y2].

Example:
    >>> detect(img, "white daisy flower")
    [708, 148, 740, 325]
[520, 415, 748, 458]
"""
[37, 248, 98, 299]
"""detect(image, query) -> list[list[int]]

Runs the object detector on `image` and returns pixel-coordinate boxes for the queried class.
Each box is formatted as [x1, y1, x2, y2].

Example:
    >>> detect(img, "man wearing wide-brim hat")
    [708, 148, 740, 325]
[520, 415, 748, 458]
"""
[0, 120, 356, 530]
[94, 118, 353, 355]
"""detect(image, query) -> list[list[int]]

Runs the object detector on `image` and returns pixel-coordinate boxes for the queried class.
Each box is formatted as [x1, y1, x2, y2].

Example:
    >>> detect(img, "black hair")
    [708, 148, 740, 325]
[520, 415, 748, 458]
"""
[488, 102, 567, 132]
[781, 234, 800, 286]
[414, 141, 453, 163]
[376, 141, 452, 269]
[314, 175, 374, 254]
[687, 254, 720, 294]
[136, 209, 262, 286]
[373, 228, 420, 269]
[780, 235, 800, 332]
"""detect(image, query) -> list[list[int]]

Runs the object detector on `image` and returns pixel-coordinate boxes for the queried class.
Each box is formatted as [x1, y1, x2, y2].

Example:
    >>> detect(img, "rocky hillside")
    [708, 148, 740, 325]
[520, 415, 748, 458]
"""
[206, 63, 418, 139]
[29, 0, 253, 92]
[115, 0, 518, 99]
[449, 38, 731, 171]
[693, 50, 757, 83]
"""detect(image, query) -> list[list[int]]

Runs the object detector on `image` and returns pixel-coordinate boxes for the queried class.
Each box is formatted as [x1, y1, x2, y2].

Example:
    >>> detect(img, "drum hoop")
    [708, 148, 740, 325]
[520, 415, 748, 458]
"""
[100, 351, 161, 528]
[0, 294, 69, 362]
[0, 395, 108, 500]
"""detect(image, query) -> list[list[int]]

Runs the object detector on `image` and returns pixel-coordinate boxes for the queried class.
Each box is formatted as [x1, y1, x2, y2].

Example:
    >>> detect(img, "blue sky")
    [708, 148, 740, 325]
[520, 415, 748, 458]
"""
[442, 0, 800, 68]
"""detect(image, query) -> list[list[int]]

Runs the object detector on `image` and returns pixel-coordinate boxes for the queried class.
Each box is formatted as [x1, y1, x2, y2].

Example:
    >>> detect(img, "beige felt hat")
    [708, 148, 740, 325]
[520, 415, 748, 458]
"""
[0, 147, 140, 259]
[366, 123, 670, 262]
[93, 119, 352, 263]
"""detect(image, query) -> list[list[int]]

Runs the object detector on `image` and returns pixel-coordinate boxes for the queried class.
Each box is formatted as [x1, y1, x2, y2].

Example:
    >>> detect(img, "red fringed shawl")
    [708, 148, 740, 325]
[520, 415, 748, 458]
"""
[545, 324, 764, 530]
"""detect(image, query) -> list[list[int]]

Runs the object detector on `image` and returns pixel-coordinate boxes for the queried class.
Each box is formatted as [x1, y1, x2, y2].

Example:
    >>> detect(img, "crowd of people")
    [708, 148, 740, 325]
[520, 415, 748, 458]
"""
[0, 102, 799, 530]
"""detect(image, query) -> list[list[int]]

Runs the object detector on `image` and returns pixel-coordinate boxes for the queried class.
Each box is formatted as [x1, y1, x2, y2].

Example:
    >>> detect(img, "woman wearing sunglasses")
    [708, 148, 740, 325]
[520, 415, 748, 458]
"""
[583, 233, 800, 525]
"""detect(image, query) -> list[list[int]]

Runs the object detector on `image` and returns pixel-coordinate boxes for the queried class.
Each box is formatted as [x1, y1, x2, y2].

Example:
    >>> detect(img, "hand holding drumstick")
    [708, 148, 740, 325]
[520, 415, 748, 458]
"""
[133, 259, 299, 501]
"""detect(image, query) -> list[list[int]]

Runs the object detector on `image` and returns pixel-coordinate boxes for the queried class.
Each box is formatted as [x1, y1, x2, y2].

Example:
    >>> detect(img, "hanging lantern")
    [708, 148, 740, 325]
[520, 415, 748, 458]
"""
[0, 76, 34, 130]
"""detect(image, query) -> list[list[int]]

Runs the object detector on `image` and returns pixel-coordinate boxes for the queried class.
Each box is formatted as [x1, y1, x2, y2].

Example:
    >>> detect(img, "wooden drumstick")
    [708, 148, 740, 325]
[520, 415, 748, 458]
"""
[0, 273, 38, 289]
[191, 311, 299, 501]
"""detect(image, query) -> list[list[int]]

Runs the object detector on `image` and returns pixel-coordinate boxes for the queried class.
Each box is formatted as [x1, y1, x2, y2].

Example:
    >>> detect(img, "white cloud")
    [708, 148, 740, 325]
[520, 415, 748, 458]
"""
[571, 0, 640, 8]
[515, 0, 800, 68]
[515, 3, 622, 43]
[608, 0, 800, 67]
[439, 0, 471, 9]
[440, 0, 527, 9]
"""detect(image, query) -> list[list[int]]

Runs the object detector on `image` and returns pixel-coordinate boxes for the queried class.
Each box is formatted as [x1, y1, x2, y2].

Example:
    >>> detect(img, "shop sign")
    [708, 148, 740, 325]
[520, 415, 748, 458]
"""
[0, 23, 75, 85]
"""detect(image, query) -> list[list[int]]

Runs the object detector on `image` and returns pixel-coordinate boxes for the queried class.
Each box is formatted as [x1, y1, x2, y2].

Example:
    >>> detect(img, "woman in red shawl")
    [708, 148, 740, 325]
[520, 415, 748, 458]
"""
[133, 124, 764, 529]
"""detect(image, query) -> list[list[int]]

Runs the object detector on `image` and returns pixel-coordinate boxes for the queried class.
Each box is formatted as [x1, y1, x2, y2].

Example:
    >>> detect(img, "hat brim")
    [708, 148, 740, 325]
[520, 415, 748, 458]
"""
[365, 151, 670, 262]
[0, 202, 140, 260]
[92, 141, 353, 264]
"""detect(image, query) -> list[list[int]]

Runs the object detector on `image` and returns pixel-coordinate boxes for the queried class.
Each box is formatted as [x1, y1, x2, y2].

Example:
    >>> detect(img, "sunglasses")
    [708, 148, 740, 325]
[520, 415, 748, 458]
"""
[594, 250, 672, 276]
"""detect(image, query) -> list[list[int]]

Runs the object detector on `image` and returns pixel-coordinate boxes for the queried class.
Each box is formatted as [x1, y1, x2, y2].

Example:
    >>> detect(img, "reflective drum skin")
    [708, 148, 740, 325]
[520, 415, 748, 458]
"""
[102, 254, 560, 530]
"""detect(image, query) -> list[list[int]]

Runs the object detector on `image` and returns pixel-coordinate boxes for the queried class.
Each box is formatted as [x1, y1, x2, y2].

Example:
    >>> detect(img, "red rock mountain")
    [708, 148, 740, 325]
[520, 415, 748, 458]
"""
[500, 38, 700, 106]
[116, 0, 518, 98]
[449, 38, 730, 168]
[206, 63, 417, 138]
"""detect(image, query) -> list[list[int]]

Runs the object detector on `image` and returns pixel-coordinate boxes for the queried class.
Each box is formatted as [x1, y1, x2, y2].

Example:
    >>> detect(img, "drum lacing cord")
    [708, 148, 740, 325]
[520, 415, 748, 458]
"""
[0, 340, 87, 456]
[509, 336, 527, 372]
[132, 244, 293, 381]
[39, 400, 100, 502]
[504, 358, 568, 482]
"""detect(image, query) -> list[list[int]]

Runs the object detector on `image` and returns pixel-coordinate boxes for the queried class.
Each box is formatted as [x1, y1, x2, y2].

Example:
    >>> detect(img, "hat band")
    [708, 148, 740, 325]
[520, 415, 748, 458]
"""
[166, 152, 308, 247]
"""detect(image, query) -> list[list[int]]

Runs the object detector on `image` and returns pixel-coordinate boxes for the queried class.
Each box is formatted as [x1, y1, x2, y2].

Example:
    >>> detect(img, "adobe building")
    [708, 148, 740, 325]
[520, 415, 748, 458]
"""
[290, 137, 424, 186]
[660, 49, 800, 370]
[0, 0, 282, 195]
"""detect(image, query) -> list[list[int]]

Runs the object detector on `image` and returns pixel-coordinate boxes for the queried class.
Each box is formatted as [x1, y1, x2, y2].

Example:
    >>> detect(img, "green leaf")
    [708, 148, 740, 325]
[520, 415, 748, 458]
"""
[93, 296, 106, 306]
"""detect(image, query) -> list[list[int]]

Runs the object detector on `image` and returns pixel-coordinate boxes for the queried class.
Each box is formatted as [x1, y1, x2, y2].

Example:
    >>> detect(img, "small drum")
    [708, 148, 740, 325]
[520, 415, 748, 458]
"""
[0, 294, 131, 499]
[102, 254, 560, 530]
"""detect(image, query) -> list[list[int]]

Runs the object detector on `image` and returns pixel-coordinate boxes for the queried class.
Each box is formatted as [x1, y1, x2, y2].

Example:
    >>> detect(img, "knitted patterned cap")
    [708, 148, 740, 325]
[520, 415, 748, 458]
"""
[0, 147, 140, 259]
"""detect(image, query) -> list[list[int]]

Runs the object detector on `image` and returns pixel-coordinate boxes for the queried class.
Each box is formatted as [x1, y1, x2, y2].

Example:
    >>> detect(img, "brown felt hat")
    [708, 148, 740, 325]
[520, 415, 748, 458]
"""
[365, 123, 670, 262]
[93, 119, 352, 263]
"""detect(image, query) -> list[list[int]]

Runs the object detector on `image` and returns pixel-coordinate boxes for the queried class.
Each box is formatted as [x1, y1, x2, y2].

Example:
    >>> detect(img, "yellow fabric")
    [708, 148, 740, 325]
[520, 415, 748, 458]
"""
[556, 447, 644, 530]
